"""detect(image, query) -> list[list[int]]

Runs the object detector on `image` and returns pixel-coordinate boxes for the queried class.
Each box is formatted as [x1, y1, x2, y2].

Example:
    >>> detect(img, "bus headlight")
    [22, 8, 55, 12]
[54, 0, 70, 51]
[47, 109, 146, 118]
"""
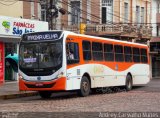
[18, 74, 23, 79]
[57, 72, 64, 78]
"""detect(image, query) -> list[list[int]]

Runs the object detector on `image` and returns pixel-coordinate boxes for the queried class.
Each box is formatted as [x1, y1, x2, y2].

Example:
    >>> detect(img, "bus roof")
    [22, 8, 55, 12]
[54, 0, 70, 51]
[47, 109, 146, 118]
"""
[59, 30, 147, 47]
[22, 30, 148, 47]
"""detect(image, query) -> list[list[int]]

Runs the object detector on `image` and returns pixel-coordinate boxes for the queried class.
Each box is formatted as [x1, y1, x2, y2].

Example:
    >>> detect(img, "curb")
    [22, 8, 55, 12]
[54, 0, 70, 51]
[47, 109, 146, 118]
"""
[0, 92, 38, 100]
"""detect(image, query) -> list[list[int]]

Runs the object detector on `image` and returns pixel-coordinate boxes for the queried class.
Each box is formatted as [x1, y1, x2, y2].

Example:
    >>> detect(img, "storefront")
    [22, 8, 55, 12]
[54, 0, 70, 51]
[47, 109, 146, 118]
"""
[0, 16, 48, 84]
[150, 37, 160, 78]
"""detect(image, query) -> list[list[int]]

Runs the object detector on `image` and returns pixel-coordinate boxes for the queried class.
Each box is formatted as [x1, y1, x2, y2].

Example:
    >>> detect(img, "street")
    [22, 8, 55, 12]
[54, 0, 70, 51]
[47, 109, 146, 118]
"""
[0, 79, 160, 113]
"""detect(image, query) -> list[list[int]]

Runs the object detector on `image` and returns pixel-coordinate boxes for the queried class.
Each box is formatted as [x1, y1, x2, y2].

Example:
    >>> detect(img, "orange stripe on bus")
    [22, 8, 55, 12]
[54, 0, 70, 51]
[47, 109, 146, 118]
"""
[67, 62, 148, 72]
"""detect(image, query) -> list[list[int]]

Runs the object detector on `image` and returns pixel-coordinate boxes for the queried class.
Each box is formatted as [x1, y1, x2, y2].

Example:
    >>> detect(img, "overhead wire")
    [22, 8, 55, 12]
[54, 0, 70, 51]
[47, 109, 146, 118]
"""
[59, 0, 114, 25]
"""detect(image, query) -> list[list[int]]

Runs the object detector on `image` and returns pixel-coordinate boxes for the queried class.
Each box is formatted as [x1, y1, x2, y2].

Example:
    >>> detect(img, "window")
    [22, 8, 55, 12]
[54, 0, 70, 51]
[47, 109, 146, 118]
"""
[19, 41, 63, 72]
[141, 7, 144, 23]
[136, 6, 140, 24]
[101, 0, 113, 24]
[71, 1, 80, 25]
[92, 42, 103, 61]
[41, 1, 47, 21]
[150, 42, 160, 52]
[124, 46, 132, 62]
[66, 42, 79, 64]
[157, 3, 160, 13]
[141, 49, 148, 63]
[115, 45, 124, 62]
[133, 47, 140, 62]
[83, 41, 91, 60]
[87, 0, 91, 23]
[104, 44, 114, 61]
[124, 2, 129, 23]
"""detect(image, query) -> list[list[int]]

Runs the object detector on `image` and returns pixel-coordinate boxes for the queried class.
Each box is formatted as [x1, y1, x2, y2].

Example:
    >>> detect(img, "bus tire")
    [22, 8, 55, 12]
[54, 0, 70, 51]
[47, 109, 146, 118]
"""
[78, 76, 90, 97]
[39, 91, 52, 99]
[125, 74, 133, 91]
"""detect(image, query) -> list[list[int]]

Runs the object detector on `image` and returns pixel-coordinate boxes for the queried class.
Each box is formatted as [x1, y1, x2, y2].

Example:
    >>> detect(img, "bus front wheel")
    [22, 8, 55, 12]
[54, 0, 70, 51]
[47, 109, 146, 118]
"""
[125, 74, 133, 91]
[39, 91, 52, 99]
[78, 76, 90, 97]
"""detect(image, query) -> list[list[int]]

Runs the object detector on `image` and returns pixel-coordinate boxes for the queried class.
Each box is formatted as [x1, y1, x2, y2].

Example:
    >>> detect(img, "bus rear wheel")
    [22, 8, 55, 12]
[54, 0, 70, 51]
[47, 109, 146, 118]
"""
[39, 91, 52, 99]
[78, 76, 90, 97]
[125, 74, 133, 91]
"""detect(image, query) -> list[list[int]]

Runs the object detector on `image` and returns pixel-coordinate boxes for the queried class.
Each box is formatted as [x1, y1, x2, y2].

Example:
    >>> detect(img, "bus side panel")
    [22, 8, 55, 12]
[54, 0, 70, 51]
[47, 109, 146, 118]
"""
[131, 64, 150, 85]
[66, 64, 122, 90]
[66, 65, 91, 90]
[93, 64, 117, 87]
[65, 63, 150, 90]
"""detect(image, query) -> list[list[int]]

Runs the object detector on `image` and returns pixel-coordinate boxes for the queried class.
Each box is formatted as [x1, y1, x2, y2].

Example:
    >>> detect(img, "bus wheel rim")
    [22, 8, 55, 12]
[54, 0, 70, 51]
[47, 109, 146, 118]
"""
[82, 81, 88, 92]
[127, 78, 132, 89]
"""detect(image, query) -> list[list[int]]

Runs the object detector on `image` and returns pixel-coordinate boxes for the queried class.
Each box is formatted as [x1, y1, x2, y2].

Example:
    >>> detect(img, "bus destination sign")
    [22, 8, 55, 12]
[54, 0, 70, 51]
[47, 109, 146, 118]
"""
[23, 32, 62, 41]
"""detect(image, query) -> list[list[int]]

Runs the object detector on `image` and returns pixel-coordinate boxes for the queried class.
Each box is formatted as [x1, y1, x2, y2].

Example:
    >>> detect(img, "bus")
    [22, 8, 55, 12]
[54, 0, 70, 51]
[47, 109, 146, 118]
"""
[19, 31, 150, 98]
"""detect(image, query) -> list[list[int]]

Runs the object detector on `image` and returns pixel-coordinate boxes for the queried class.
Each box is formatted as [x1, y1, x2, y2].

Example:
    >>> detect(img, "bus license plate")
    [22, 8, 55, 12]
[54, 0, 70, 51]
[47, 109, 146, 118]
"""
[35, 83, 44, 87]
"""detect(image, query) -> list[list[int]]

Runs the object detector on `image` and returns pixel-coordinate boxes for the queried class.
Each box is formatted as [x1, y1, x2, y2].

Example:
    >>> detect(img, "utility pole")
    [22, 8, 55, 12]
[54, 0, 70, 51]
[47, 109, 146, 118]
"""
[50, 0, 53, 30]
[49, 0, 58, 30]
[47, 0, 65, 30]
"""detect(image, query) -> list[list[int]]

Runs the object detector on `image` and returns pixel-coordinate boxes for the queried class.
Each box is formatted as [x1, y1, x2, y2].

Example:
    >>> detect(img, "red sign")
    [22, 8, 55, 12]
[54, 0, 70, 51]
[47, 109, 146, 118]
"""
[0, 43, 4, 85]
[13, 22, 35, 28]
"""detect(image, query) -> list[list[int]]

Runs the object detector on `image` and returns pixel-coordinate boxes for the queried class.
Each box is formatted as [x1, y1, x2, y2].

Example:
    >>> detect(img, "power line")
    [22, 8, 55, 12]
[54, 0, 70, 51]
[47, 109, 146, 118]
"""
[59, 6, 99, 24]
[66, 0, 152, 25]
[60, 0, 115, 25]
[61, 0, 130, 25]
[60, 1, 101, 21]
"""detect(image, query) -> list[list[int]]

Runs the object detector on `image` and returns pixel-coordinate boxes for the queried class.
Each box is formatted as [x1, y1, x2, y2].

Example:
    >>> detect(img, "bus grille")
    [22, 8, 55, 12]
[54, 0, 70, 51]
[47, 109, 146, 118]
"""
[25, 83, 55, 88]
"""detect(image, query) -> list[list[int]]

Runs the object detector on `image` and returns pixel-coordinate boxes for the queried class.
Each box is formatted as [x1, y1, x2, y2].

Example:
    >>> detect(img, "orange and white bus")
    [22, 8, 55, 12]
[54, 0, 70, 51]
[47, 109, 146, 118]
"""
[19, 31, 150, 98]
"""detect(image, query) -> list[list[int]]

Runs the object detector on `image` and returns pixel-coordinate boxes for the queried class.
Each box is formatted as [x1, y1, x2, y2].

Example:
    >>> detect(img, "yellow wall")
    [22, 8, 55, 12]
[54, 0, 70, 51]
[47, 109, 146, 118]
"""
[0, 1, 23, 18]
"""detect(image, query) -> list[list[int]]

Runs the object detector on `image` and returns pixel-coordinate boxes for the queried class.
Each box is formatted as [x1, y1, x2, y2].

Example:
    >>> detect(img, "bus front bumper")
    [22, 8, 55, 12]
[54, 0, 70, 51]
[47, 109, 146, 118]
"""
[19, 77, 66, 91]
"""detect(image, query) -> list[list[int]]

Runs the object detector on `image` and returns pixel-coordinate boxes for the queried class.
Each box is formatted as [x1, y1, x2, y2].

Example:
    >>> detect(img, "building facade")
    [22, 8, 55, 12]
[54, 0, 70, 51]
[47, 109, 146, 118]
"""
[47, 0, 152, 43]
[0, 0, 45, 82]
[150, 0, 160, 78]
[0, 0, 41, 20]
[0, 16, 48, 84]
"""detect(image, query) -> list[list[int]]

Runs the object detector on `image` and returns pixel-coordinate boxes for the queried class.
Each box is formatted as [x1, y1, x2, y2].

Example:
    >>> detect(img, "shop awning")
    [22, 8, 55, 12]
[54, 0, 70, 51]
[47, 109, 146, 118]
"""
[0, 34, 20, 43]
[5, 53, 18, 72]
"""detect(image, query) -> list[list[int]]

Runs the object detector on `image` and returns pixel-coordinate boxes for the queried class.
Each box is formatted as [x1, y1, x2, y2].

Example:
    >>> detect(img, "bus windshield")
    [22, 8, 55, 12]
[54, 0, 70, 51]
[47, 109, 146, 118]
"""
[19, 40, 62, 75]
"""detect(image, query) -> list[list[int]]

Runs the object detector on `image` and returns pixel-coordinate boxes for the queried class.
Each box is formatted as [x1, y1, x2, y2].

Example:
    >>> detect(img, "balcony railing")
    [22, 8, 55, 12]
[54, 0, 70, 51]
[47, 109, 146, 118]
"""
[85, 24, 121, 35]
[63, 24, 79, 33]
[63, 23, 152, 39]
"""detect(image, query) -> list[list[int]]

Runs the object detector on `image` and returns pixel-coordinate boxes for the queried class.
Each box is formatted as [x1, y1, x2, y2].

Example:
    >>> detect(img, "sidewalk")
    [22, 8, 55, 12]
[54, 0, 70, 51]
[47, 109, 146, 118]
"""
[0, 81, 38, 100]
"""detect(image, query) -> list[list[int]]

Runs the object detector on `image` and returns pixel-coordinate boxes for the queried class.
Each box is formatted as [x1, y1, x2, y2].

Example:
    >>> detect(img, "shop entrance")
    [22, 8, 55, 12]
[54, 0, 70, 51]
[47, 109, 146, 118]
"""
[152, 55, 160, 78]
[5, 43, 17, 81]
[150, 41, 160, 78]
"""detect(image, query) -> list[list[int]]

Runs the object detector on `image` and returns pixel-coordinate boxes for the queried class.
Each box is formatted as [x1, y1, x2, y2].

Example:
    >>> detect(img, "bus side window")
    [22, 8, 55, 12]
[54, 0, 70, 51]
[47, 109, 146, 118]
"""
[141, 48, 148, 63]
[133, 47, 140, 63]
[92, 42, 103, 61]
[115, 45, 124, 62]
[66, 42, 79, 64]
[124, 46, 132, 62]
[82, 40, 91, 61]
[104, 43, 114, 61]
